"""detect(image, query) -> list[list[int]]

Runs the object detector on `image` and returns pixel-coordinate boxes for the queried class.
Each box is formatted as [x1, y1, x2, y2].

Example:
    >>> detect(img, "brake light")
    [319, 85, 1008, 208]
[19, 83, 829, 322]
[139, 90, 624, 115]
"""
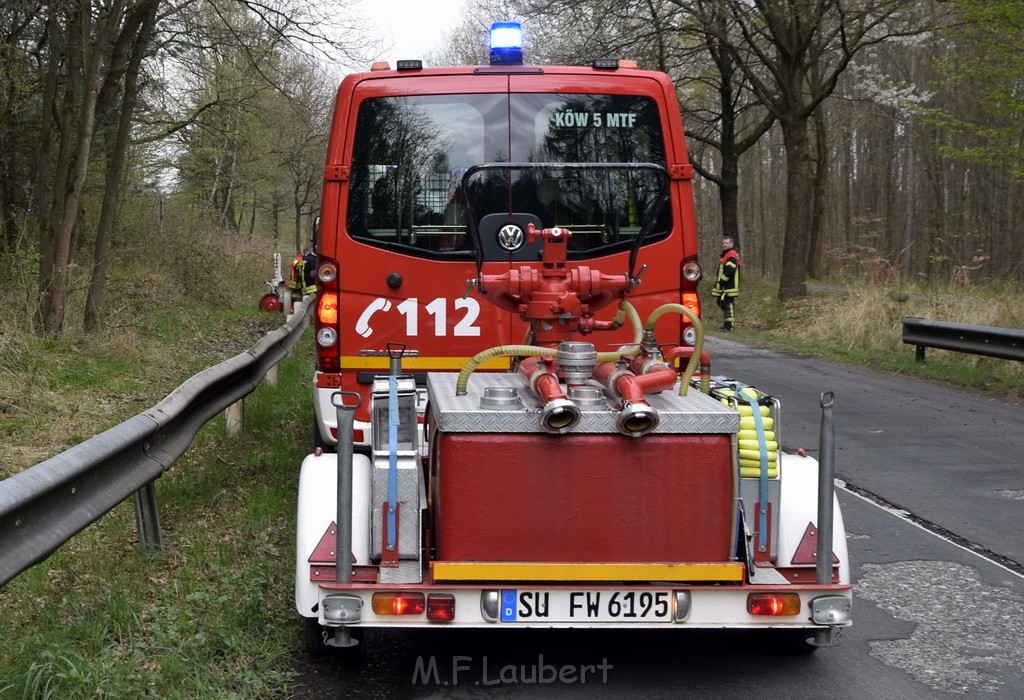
[426, 594, 456, 622]
[372, 592, 425, 615]
[747, 593, 802, 616]
[318, 292, 339, 325]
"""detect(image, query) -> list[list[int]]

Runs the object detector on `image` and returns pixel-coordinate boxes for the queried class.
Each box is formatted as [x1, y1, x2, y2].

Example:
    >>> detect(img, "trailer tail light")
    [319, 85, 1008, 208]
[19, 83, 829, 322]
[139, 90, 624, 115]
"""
[747, 593, 802, 616]
[426, 594, 456, 622]
[372, 592, 425, 615]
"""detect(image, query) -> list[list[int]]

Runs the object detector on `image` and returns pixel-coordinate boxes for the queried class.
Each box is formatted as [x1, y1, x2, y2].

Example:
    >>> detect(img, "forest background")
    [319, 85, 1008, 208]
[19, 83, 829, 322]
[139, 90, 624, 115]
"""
[0, 0, 1021, 336]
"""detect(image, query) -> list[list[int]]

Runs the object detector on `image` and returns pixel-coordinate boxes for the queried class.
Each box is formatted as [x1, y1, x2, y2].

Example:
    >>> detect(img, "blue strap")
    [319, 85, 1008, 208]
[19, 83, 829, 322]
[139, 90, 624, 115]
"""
[386, 375, 398, 550]
[740, 389, 769, 554]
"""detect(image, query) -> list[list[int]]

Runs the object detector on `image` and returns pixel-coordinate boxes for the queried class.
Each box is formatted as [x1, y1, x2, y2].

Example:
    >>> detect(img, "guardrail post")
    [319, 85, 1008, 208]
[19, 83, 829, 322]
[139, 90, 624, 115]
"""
[266, 363, 279, 386]
[915, 344, 925, 362]
[225, 400, 243, 436]
[132, 482, 162, 550]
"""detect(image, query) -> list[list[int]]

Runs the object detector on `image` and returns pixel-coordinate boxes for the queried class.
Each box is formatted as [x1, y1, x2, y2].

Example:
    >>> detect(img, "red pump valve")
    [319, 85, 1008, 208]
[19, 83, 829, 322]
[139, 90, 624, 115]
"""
[477, 224, 632, 344]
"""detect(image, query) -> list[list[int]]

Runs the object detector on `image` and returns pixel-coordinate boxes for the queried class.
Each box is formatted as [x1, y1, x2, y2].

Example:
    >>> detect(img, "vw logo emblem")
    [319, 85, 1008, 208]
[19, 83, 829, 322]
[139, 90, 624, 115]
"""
[497, 224, 525, 252]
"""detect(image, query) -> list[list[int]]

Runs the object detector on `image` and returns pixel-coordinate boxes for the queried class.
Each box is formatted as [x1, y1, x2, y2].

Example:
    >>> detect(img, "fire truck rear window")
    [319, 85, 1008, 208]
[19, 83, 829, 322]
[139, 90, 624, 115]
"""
[347, 93, 671, 260]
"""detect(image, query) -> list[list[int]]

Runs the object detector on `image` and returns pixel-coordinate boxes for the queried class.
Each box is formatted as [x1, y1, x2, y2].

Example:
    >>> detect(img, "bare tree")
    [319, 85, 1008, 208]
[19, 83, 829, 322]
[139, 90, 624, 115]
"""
[672, 0, 775, 251]
[28, 0, 371, 334]
[718, 0, 928, 299]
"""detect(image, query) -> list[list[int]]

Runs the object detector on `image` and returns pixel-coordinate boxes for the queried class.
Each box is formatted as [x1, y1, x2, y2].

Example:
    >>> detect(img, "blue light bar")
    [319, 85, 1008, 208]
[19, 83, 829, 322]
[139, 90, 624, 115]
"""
[490, 21, 523, 65]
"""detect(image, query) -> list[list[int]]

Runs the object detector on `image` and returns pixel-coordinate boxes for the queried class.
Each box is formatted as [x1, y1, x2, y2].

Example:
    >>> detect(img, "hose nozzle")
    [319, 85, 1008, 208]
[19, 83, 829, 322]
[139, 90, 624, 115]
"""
[539, 398, 582, 434]
[616, 402, 659, 437]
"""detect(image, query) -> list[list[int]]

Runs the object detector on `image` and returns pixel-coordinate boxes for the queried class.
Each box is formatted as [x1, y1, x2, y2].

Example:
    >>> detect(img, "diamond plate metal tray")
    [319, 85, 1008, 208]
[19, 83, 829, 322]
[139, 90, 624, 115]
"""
[427, 372, 739, 434]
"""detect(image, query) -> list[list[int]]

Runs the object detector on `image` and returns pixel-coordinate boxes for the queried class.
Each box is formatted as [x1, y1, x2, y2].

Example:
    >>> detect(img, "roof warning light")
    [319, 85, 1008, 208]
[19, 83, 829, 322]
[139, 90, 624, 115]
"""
[490, 21, 523, 65]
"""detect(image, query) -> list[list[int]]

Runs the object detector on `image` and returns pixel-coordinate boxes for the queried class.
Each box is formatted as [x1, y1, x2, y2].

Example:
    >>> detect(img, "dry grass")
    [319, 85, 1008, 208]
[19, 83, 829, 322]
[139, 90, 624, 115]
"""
[722, 273, 1024, 399]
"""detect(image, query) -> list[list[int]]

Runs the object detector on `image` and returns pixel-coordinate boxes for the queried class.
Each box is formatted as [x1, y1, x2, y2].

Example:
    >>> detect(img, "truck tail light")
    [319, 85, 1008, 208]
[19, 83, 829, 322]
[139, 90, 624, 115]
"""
[747, 593, 802, 616]
[317, 261, 338, 283]
[426, 594, 456, 622]
[679, 256, 702, 345]
[681, 291, 700, 318]
[372, 592, 425, 615]
[681, 259, 701, 282]
[318, 292, 339, 325]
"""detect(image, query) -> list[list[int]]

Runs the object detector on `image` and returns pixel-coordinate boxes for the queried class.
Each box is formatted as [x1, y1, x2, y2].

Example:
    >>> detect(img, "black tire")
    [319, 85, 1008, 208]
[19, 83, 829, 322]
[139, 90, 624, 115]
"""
[303, 617, 333, 656]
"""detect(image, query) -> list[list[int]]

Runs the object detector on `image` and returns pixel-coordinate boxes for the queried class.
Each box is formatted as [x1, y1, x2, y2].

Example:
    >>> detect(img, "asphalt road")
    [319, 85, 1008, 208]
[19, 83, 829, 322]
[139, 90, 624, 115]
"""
[292, 337, 1024, 698]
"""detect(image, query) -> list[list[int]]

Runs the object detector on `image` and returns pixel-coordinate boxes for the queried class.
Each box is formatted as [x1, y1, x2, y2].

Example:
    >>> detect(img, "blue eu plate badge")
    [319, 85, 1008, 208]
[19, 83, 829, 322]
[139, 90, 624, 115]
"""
[500, 589, 517, 621]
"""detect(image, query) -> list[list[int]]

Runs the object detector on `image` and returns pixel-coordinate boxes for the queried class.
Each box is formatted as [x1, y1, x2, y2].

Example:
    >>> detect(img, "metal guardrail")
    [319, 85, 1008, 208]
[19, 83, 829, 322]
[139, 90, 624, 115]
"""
[902, 317, 1024, 363]
[0, 298, 314, 587]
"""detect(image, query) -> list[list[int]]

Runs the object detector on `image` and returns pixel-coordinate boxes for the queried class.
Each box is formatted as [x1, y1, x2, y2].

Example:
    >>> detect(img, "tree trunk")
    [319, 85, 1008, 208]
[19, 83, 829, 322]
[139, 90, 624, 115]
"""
[807, 106, 828, 279]
[85, 0, 159, 332]
[718, 176, 740, 247]
[777, 116, 814, 300]
[39, 0, 127, 334]
[293, 183, 303, 253]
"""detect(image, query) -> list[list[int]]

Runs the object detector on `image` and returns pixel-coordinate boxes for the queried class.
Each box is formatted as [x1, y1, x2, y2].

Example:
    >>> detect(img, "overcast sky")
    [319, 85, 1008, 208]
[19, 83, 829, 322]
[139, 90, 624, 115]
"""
[357, 0, 469, 66]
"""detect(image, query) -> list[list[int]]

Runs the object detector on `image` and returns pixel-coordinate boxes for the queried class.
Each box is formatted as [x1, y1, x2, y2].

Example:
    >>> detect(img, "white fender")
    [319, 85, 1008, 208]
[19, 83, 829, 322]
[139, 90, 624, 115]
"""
[294, 451, 372, 616]
[774, 451, 850, 585]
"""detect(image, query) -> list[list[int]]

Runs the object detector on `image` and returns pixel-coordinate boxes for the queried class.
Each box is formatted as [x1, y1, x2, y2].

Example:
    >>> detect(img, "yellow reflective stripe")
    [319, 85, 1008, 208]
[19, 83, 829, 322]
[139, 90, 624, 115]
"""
[431, 561, 745, 583]
[340, 355, 512, 370]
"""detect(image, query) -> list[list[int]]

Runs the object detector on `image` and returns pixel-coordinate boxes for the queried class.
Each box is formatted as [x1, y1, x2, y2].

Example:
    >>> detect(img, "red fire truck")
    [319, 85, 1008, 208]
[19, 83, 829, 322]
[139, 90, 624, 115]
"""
[296, 22, 851, 654]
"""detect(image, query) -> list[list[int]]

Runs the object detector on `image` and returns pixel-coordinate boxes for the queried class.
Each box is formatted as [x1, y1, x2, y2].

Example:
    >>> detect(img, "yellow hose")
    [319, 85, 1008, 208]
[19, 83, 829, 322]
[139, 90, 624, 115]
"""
[595, 300, 643, 362]
[643, 303, 705, 396]
[457, 301, 647, 394]
[455, 344, 554, 395]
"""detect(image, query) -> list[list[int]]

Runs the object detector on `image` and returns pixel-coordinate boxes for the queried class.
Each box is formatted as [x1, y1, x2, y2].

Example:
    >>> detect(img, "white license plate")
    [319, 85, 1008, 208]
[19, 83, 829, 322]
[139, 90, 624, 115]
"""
[499, 589, 671, 623]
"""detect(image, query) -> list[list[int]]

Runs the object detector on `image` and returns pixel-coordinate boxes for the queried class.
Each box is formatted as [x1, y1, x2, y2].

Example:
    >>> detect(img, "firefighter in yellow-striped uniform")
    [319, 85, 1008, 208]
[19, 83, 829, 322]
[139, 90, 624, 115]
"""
[711, 236, 740, 331]
[288, 245, 317, 297]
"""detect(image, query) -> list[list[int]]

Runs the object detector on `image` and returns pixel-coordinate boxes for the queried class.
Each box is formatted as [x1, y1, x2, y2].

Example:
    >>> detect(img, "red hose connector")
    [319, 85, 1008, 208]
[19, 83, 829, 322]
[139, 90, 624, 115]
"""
[592, 362, 661, 437]
[663, 346, 711, 393]
[518, 356, 581, 433]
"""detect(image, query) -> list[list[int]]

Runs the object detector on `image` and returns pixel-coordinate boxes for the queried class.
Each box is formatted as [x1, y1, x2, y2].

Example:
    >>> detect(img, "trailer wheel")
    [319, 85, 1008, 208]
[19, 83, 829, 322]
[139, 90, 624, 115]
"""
[303, 618, 363, 655]
[757, 629, 819, 655]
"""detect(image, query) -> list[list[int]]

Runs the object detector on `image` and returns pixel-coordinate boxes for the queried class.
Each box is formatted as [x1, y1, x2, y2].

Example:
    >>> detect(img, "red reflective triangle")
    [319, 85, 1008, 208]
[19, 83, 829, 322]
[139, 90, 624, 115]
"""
[791, 521, 839, 565]
[307, 521, 356, 564]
